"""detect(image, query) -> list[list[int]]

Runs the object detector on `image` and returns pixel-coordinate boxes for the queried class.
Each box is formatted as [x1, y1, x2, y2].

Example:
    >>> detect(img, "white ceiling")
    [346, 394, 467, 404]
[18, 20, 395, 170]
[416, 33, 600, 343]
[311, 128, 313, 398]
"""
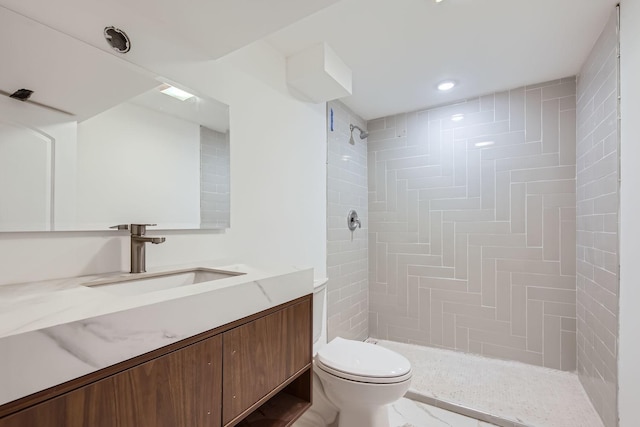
[266, 0, 619, 120]
[0, 0, 619, 122]
[0, 7, 157, 121]
[0, 0, 340, 62]
[0, 0, 331, 126]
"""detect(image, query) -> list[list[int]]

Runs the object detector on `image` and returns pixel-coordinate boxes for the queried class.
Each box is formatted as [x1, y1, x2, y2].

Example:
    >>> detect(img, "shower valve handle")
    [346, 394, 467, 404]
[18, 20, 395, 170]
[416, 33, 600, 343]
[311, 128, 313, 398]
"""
[347, 210, 361, 231]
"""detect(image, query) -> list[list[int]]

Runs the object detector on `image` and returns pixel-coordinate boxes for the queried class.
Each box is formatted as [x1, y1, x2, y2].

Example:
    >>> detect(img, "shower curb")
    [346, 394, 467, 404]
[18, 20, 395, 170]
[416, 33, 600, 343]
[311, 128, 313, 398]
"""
[404, 390, 532, 427]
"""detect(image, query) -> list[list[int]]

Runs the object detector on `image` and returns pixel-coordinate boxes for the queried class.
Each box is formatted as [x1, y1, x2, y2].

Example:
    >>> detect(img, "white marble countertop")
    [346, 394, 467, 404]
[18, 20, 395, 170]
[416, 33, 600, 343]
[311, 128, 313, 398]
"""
[0, 261, 314, 406]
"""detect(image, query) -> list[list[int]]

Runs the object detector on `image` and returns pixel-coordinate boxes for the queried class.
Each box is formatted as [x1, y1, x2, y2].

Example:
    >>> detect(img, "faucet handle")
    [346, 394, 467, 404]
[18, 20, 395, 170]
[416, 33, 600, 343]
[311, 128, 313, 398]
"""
[130, 223, 157, 236]
[109, 224, 129, 230]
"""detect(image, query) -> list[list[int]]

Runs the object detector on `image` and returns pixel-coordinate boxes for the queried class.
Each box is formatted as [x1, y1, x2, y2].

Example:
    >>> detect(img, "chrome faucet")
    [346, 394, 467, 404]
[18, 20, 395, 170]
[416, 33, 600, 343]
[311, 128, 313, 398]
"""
[110, 224, 166, 273]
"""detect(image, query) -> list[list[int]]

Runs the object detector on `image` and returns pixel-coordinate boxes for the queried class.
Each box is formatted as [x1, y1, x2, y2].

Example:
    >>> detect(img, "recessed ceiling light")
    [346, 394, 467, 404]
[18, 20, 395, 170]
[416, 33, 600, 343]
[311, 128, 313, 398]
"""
[159, 84, 195, 101]
[475, 141, 495, 147]
[435, 0, 445, 3]
[437, 81, 456, 91]
[451, 114, 464, 122]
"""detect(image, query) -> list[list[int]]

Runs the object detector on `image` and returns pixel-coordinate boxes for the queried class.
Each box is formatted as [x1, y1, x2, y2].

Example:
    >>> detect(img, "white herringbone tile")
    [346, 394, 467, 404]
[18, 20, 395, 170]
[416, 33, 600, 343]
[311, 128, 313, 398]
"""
[368, 79, 578, 370]
[327, 100, 369, 342]
[575, 10, 619, 427]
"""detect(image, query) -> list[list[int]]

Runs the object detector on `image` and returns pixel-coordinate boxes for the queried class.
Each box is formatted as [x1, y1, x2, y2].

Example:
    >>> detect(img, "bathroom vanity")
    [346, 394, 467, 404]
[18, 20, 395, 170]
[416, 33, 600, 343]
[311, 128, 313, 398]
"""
[0, 263, 313, 427]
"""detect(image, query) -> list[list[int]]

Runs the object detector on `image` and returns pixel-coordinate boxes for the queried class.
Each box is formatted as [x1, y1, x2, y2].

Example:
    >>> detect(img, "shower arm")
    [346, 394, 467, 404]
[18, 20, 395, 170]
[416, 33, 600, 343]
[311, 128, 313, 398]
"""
[350, 124, 364, 134]
[349, 124, 369, 140]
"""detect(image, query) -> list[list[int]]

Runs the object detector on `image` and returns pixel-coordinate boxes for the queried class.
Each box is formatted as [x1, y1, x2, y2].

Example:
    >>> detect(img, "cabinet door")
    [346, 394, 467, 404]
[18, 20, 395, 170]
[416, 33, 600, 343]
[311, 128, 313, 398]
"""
[222, 299, 311, 426]
[0, 335, 223, 427]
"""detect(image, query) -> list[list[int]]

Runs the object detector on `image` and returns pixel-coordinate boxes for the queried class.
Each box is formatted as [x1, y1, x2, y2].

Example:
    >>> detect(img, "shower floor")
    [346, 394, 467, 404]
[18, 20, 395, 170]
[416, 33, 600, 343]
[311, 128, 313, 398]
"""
[373, 339, 604, 427]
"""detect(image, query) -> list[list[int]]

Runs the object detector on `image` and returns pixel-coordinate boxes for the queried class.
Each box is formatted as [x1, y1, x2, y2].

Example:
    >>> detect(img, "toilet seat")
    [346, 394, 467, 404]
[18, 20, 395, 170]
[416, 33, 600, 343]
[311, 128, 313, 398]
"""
[315, 359, 412, 384]
[316, 338, 412, 384]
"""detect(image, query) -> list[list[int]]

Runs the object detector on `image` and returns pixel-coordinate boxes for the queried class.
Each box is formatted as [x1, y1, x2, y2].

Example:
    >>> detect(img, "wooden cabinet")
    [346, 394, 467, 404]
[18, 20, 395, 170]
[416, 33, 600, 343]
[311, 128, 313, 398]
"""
[223, 298, 311, 425]
[0, 295, 312, 427]
[0, 336, 222, 427]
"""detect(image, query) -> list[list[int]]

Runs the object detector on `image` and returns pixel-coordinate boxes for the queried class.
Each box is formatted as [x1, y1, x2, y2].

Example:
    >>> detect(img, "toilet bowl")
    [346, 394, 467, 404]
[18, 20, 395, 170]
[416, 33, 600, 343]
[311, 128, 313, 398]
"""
[314, 337, 412, 427]
[293, 280, 412, 427]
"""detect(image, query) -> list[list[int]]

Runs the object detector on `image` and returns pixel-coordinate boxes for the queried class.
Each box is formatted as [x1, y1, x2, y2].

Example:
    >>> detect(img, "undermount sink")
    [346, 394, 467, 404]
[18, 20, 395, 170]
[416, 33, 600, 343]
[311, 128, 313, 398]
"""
[84, 268, 245, 296]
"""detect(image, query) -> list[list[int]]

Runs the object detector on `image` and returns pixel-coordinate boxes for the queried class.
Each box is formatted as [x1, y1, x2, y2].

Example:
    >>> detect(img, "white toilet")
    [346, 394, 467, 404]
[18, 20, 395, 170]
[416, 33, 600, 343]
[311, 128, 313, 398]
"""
[295, 280, 412, 427]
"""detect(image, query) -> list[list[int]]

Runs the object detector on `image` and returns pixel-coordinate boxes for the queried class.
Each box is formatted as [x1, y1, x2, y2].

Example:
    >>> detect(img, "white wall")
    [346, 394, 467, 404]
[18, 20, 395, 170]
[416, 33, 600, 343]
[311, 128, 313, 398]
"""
[618, 1, 640, 426]
[0, 40, 327, 285]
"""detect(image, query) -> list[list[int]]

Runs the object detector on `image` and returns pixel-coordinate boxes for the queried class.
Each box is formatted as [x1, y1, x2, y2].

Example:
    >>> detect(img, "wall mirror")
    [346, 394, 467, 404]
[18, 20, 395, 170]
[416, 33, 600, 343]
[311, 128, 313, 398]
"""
[0, 7, 230, 232]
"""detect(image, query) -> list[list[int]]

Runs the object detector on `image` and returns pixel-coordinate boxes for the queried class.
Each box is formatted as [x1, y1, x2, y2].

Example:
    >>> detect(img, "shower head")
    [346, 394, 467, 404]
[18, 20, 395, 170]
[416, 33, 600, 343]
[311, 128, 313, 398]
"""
[349, 124, 368, 145]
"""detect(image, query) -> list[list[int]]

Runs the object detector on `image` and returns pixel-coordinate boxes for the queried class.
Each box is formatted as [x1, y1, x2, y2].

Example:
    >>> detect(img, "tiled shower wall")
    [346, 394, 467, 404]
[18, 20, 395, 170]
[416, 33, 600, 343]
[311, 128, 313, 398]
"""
[200, 126, 230, 228]
[576, 9, 619, 427]
[326, 101, 368, 341]
[368, 80, 577, 369]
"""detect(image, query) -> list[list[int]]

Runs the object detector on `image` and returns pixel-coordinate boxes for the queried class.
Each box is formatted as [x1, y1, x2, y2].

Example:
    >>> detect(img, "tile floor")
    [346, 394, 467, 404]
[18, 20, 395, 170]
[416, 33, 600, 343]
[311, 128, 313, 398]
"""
[376, 340, 604, 427]
[391, 398, 498, 427]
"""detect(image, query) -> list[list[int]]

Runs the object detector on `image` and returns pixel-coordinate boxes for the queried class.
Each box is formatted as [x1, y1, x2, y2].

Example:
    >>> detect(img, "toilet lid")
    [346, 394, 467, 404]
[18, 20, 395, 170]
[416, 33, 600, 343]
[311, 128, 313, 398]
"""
[316, 338, 411, 380]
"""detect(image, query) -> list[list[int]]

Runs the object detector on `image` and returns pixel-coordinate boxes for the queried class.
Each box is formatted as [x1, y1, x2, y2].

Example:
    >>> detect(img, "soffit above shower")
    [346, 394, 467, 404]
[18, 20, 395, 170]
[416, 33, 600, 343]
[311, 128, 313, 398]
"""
[286, 43, 353, 103]
[266, 0, 619, 120]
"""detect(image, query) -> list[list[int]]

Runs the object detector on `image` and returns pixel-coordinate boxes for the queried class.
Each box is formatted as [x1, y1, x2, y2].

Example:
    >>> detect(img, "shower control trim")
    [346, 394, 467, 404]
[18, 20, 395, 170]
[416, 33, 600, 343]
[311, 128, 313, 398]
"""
[347, 210, 362, 231]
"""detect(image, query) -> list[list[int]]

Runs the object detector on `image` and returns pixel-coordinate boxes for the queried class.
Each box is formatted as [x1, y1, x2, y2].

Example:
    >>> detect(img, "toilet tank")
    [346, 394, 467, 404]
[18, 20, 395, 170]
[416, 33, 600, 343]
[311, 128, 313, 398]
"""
[313, 279, 328, 348]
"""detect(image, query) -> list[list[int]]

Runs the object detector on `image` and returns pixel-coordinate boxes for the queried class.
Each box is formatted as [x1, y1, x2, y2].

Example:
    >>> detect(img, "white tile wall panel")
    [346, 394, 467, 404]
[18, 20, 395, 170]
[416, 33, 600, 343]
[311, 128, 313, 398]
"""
[368, 79, 577, 373]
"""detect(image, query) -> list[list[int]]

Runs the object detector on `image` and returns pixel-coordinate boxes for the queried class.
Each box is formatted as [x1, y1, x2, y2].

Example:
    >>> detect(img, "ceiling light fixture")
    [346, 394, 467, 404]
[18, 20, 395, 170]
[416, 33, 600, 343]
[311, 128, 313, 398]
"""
[159, 84, 195, 101]
[437, 80, 456, 91]
[451, 114, 464, 122]
[475, 141, 495, 147]
[435, 0, 445, 3]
